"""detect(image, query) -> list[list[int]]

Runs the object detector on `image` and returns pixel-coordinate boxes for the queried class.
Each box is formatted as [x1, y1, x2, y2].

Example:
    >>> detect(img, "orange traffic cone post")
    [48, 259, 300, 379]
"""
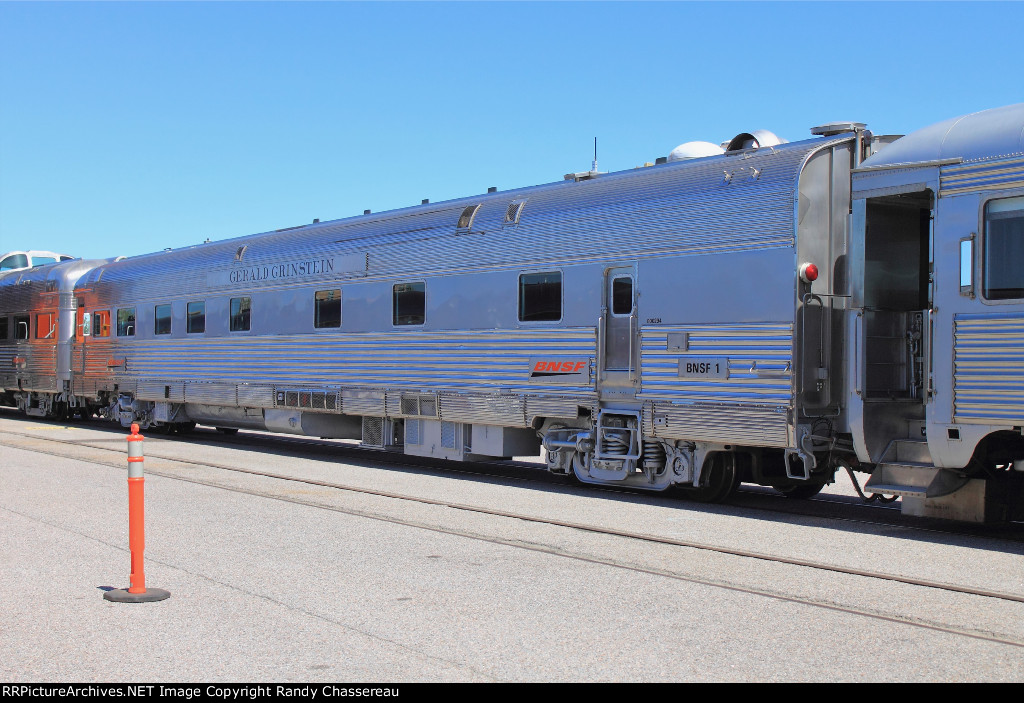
[104, 423, 170, 603]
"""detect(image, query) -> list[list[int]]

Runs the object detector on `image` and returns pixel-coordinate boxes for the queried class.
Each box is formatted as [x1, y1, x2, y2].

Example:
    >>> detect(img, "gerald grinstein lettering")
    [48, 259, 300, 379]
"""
[227, 257, 334, 285]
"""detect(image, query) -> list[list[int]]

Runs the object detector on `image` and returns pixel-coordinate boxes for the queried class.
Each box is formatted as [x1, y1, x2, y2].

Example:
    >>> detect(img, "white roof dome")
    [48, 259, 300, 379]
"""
[668, 141, 726, 161]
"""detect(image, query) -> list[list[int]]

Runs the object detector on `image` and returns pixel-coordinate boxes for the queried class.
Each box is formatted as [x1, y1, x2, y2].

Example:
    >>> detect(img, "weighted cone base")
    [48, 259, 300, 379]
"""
[103, 587, 171, 603]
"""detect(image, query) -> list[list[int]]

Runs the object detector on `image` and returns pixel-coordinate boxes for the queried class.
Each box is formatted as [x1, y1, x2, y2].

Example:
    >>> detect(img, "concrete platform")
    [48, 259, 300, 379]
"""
[1, 417, 1023, 682]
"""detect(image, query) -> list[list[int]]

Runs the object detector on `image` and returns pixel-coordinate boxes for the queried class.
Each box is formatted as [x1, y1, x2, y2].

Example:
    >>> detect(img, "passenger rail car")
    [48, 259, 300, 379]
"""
[3, 104, 1024, 524]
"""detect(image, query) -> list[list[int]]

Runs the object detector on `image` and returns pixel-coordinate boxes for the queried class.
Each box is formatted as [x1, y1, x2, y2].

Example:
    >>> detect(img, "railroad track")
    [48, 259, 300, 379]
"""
[4, 420, 1024, 649]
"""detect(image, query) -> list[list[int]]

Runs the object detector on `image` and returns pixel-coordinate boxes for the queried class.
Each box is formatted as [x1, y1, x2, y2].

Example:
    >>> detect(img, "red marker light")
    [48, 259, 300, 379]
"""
[800, 263, 819, 283]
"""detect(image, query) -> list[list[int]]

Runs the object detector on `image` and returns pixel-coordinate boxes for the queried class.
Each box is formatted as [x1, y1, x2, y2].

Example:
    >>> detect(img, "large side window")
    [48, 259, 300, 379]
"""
[315, 289, 341, 329]
[230, 297, 251, 332]
[0, 254, 27, 271]
[94, 310, 111, 338]
[117, 307, 136, 337]
[518, 272, 562, 322]
[984, 195, 1024, 300]
[14, 314, 29, 340]
[393, 283, 425, 326]
[154, 304, 172, 335]
[187, 301, 205, 334]
[35, 312, 56, 339]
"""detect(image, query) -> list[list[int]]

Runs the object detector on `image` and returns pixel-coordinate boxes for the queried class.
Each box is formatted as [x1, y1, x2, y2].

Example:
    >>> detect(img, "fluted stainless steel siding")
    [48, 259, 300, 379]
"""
[640, 324, 793, 404]
[644, 401, 791, 447]
[82, 328, 596, 425]
[940, 156, 1024, 196]
[953, 313, 1024, 424]
[640, 324, 792, 445]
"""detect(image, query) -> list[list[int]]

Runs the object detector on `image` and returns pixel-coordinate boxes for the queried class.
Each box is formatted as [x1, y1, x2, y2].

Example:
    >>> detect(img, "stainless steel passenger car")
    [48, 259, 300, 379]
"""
[5, 104, 1024, 523]
[0, 259, 108, 417]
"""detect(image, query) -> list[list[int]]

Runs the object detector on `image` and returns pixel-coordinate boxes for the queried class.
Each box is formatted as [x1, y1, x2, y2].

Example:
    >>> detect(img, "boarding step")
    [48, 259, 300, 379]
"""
[887, 437, 933, 465]
[864, 462, 969, 499]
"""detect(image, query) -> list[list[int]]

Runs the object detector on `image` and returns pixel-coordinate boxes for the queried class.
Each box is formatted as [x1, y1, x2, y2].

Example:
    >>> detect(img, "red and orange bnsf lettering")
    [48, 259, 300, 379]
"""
[533, 361, 587, 373]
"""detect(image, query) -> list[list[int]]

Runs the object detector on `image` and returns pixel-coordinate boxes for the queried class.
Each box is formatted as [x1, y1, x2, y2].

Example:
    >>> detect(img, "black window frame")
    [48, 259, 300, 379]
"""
[116, 307, 136, 337]
[94, 310, 111, 338]
[518, 271, 562, 323]
[35, 312, 56, 339]
[610, 275, 635, 316]
[982, 195, 1024, 301]
[393, 282, 425, 326]
[154, 304, 172, 336]
[187, 301, 206, 334]
[229, 296, 252, 332]
[314, 289, 341, 329]
[14, 314, 29, 340]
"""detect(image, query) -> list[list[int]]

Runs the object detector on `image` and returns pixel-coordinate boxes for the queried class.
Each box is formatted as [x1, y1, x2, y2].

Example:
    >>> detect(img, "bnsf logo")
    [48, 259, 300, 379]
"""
[533, 361, 587, 373]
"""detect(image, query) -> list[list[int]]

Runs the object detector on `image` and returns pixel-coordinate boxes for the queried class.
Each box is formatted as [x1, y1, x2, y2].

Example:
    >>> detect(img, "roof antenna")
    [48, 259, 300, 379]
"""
[592, 137, 598, 174]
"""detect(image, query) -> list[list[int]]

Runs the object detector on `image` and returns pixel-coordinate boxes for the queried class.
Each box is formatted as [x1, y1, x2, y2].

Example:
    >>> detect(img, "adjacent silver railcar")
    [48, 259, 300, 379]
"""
[3, 104, 1023, 523]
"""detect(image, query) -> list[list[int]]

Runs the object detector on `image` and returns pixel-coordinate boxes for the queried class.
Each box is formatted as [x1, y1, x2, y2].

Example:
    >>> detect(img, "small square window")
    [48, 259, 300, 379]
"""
[154, 304, 172, 335]
[315, 289, 341, 329]
[230, 297, 251, 332]
[187, 301, 205, 334]
[393, 283, 425, 326]
[519, 272, 562, 322]
[117, 308, 136, 337]
[94, 310, 111, 338]
[36, 312, 56, 339]
[14, 315, 29, 340]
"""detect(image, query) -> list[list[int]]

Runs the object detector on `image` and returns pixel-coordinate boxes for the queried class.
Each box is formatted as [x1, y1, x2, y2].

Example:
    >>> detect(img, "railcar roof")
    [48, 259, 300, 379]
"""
[88, 133, 845, 284]
[860, 103, 1024, 168]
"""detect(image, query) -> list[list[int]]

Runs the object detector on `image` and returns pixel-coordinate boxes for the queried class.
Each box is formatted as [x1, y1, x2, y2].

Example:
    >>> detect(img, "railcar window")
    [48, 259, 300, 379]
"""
[14, 315, 29, 340]
[984, 196, 1024, 300]
[94, 310, 111, 338]
[315, 289, 341, 329]
[117, 308, 136, 337]
[0, 254, 28, 271]
[154, 304, 172, 335]
[0, 317, 7, 339]
[611, 276, 634, 315]
[35, 312, 56, 339]
[519, 272, 562, 322]
[187, 301, 205, 334]
[393, 283, 425, 326]
[230, 297, 251, 332]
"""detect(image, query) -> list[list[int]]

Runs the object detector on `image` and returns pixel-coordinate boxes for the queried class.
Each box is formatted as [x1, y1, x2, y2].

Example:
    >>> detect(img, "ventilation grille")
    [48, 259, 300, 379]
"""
[457, 204, 481, 231]
[504, 199, 527, 225]
[362, 417, 384, 447]
[400, 393, 438, 417]
[277, 389, 340, 412]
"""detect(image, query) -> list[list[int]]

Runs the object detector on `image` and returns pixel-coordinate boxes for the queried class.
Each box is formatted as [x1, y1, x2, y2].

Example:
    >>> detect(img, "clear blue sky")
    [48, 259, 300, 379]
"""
[1, 1, 1022, 261]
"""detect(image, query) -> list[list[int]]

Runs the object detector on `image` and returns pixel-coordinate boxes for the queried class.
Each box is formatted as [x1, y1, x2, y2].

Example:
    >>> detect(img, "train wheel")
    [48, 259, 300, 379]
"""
[685, 452, 739, 503]
[775, 483, 825, 499]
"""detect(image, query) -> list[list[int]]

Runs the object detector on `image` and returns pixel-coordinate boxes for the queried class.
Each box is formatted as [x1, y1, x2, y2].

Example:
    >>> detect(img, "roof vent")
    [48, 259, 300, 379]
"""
[457, 204, 481, 231]
[235, 245, 248, 261]
[810, 121, 867, 137]
[725, 129, 786, 152]
[504, 199, 527, 226]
